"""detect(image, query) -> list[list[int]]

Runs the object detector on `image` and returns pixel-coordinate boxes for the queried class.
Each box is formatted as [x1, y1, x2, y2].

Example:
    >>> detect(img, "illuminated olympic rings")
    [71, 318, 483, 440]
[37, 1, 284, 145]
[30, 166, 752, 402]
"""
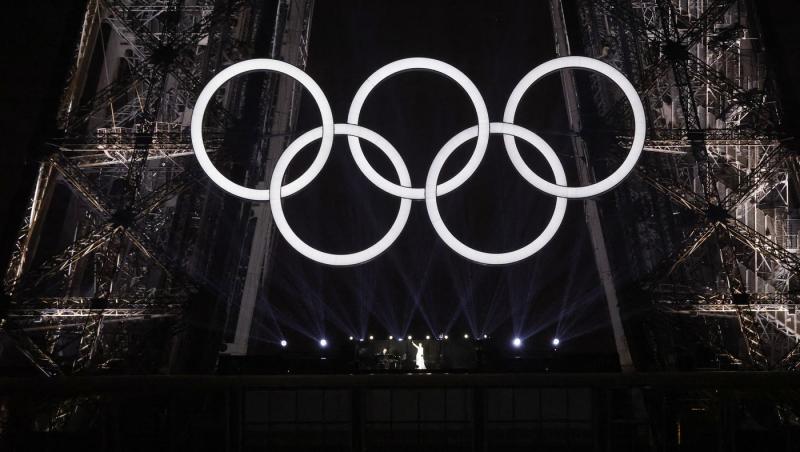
[191, 56, 646, 266]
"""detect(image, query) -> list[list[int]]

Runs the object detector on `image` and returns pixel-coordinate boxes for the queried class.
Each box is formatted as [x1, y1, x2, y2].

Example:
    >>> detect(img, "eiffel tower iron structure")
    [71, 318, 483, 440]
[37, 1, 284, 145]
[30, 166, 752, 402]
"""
[1, 0, 799, 380]
[575, 0, 800, 370]
[1, 0, 316, 377]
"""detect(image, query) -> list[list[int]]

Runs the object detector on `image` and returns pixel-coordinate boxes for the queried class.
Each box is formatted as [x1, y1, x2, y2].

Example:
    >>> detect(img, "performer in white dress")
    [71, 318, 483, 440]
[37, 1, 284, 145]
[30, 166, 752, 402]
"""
[411, 341, 426, 370]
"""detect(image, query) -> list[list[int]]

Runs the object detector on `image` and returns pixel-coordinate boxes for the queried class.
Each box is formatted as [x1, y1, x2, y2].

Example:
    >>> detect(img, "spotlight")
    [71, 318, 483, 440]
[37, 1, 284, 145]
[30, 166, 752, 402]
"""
[280, 340, 287, 347]
[425, 335, 430, 340]
[389, 335, 393, 340]
[359, 338, 364, 342]
[464, 334, 469, 339]
[398, 338, 403, 342]
[483, 334, 488, 339]
[444, 335, 449, 340]
[552, 337, 560, 347]
[407, 335, 412, 340]
[319, 338, 328, 347]
[369, 335, 374, 340]
[348, 336, 354, 341]
[513, 337, 522, 348]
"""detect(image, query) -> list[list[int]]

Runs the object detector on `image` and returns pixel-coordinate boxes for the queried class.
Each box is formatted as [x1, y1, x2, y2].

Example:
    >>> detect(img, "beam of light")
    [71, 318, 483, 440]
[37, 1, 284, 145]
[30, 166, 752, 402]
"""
[267, 268, 327, 340]
[383, 242, 436, 343]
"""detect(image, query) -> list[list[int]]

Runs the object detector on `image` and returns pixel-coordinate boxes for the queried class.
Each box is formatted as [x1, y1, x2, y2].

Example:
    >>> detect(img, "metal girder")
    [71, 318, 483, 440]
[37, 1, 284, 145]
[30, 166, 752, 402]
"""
[65, 0, 243, 134]
[725, 220, 800, 276]
[722, 145, 798, 208]
[50, 151, 113, 217]
[1, 328, 64, 377]
[12, 223, 121, 299]
[678, 0, 737, 46]
[3, 162, 57, 291]
[596, 0, 774, 128]
[629, 161, 707, 214]
[583, 0, 798, 369]
[8, 306, 183, 319]
[0, 1, 237, 380]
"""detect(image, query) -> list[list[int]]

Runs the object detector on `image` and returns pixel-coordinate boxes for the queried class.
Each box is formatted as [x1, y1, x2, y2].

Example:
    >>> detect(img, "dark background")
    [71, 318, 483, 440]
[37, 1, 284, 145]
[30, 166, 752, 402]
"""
[2, 0, 799, 359]
[250, 0, 613, 354]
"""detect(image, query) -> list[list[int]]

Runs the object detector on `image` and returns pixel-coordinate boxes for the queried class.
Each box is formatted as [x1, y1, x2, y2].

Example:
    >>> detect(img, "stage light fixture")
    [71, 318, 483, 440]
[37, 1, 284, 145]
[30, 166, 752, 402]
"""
[398, 338, 403, 342]
[280, 340, 287, 347]
[425, 335, 431, 340]
[408, 335, 412, 340]
[369, 335, 374, 340]
[513, 337, 522, 348]
[444, 335, 449, 340]
[349, 336, 354, 341]
[483, 334, 488, 339]
[389, 335, 394, 340]
[464, 334, 469, 339]
[320, 339, 328, 347]
[552, 337, 560, 346]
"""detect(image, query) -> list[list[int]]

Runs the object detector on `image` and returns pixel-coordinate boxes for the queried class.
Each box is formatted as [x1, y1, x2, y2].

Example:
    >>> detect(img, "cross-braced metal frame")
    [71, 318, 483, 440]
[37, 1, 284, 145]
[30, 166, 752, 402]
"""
[578, 0, 799, 369]
[1, 0, 315, 381]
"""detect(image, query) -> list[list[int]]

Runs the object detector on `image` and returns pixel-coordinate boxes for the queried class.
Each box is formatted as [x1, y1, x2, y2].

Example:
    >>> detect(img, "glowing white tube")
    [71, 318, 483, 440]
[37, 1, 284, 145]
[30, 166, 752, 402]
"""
[347, 58, 490, 200]
[269, 124, 412, 266]
[191, 59, 334, 200]
[425, 123, 567, 265]
[503, 56, 645, 198]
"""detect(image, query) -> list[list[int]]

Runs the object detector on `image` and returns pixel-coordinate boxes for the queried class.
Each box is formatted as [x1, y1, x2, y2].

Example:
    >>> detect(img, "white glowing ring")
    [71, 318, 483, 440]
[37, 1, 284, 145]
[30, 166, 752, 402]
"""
[347, 58, 490, 200]
[503, 56, 646, 199]
[270, 124, 412, 266]
[425, 122, 567, 265]
[191, 59, 334, 200]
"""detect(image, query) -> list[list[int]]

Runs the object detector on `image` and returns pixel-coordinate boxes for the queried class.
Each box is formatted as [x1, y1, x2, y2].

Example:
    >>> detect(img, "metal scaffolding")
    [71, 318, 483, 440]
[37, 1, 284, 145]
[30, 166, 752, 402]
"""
[1, 0, 315, 377]
[577, 0, 799, 369]
[2, 0, 798, 382]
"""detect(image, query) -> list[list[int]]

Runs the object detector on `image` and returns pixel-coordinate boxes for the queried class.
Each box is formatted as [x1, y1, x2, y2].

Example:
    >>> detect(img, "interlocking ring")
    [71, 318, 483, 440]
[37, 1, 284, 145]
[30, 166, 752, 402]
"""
[347, 58, 490, 200]
[270, 124, 412, 266]
[191, 59, 334, 200]
[425, 123, 567, 265]
[192, 56, 646, 266]
[503, 56, 646, 198]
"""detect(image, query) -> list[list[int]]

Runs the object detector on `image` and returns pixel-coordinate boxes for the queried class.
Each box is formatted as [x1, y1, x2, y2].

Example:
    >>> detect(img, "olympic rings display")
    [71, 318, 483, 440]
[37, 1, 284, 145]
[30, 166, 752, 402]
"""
[191, 56, 646, 266]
